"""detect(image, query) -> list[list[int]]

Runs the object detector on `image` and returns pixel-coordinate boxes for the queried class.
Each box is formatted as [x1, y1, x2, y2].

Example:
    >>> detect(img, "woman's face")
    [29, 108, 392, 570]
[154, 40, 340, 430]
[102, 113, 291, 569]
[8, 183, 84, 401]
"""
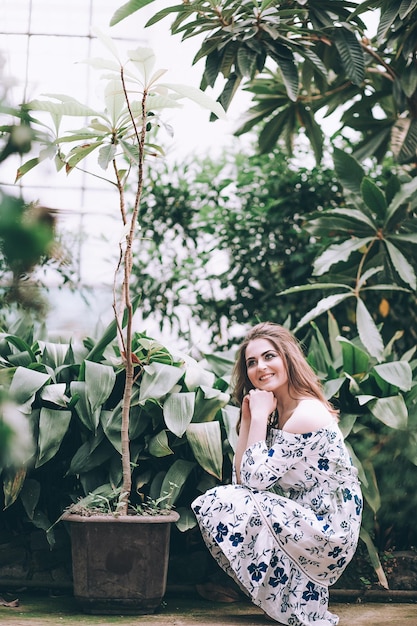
[245, 337, 288, 395]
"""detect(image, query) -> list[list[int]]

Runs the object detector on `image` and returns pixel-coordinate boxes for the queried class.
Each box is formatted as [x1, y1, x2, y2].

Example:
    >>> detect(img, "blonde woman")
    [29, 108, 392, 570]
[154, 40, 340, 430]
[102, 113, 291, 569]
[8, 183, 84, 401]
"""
[192, 322, 362, 625]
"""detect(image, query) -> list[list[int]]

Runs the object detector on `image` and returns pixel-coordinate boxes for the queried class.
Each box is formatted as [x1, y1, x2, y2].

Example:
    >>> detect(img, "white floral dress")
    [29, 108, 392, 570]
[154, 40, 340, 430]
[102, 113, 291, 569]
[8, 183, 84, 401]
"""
[192, 423, 362, 626]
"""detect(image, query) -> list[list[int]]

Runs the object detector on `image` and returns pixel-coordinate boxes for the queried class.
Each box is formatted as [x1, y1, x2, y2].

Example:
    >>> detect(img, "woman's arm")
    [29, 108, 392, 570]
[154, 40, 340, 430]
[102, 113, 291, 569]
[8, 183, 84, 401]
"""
[234, 395, 251, 484]
[234, 390, 276, 483]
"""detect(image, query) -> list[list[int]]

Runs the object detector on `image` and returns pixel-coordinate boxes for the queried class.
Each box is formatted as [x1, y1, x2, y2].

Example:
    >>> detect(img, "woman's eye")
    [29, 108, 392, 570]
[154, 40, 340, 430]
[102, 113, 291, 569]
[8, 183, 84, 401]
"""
[247, 360, 256, 368]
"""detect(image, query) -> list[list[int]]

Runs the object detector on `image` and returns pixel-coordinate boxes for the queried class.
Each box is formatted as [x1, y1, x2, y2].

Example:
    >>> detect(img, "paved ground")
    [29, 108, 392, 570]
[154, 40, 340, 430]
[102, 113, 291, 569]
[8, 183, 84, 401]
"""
[0, 591, 416, 626]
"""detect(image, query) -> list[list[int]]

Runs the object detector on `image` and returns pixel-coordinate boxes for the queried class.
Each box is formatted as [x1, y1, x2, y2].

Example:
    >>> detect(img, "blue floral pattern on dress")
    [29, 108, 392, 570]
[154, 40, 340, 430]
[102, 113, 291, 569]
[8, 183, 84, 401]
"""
[192, 423, 362, 626]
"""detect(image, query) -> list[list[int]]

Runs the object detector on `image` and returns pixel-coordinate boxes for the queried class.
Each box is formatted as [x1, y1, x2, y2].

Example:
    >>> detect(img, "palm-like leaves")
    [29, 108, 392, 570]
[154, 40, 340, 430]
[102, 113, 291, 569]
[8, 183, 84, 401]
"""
[281, 148, 417, 359]
[113, 1, 417, 163]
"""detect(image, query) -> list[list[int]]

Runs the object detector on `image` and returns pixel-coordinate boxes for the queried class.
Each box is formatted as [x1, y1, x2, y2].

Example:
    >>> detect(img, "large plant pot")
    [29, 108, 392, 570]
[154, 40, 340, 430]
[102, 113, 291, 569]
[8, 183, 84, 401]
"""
[62, 510, 179, 614]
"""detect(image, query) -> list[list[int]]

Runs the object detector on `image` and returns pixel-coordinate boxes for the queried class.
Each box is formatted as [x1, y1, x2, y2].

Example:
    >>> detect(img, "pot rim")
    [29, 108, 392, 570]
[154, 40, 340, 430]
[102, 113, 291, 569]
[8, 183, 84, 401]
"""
[61, 510, 180, 524]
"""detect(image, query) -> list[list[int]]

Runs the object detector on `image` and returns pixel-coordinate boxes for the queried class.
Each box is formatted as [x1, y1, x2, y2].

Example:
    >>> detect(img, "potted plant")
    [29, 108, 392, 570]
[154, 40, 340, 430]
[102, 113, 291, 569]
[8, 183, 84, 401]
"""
[10, 30, 231, 613]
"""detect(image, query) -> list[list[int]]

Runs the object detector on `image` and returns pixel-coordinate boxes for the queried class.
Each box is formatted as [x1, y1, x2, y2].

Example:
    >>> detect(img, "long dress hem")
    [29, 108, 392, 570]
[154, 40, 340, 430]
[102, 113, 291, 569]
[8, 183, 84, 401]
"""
[192, 423, 362, 626]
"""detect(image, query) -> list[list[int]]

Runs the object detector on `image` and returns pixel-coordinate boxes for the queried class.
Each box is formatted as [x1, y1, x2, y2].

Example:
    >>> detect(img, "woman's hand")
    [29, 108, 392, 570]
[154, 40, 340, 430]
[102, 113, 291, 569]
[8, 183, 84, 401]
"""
[247, 389, 276, 423]
[235, 390, 276, 484]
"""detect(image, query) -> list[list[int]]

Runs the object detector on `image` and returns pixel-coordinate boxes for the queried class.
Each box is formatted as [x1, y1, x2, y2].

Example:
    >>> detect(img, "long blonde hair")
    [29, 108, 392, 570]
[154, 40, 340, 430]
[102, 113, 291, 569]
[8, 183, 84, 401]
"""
[232, 322, 337, 429]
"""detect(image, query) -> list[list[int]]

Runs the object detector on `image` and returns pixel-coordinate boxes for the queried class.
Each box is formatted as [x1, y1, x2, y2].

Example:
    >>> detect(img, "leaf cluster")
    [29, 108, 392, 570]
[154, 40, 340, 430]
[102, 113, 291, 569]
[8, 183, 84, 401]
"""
[0, 314, 237, 542]
[282, 148, 417, 361]
[112, 1, 417, 164]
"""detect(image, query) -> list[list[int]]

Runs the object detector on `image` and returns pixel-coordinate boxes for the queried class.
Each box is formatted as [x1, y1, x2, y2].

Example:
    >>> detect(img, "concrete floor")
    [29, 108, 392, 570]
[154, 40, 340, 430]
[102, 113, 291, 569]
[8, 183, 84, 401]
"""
[0, 591, 416, 626]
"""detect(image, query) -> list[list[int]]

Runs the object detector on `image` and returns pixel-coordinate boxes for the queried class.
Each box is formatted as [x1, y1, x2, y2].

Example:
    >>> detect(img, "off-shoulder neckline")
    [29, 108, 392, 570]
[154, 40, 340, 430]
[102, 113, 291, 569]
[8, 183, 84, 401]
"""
[270, 420, 339, 438]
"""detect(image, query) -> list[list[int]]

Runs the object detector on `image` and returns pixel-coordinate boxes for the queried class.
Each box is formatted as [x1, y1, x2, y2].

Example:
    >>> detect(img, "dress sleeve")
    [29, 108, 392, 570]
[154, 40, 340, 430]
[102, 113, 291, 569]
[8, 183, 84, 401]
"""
[236, 432, 306, 490]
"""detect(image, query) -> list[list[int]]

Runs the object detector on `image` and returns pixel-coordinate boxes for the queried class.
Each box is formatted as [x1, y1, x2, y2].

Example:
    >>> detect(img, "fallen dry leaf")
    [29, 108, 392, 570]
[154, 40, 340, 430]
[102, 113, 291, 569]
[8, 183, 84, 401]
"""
[0, 596, 19, 607]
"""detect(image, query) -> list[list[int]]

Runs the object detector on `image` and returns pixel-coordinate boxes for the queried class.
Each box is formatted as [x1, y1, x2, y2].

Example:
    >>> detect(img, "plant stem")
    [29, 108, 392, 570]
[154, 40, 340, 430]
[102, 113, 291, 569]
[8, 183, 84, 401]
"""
[117, 65, 148, 515]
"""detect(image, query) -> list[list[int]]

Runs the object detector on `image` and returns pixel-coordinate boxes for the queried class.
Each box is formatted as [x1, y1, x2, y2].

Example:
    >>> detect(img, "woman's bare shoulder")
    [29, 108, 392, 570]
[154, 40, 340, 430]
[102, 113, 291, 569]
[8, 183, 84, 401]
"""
[283, 398, 335, 434]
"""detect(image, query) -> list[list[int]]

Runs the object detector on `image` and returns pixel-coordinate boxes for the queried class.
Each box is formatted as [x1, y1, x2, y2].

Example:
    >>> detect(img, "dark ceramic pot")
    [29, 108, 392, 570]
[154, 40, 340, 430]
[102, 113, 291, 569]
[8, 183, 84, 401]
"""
[62, 510, 179, 614]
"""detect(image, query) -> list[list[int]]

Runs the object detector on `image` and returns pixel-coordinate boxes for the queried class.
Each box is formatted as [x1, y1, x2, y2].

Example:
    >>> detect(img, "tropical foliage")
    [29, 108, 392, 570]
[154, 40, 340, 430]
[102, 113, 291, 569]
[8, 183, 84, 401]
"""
[16, 30, 226, 516]
[0, 55, 66, 314]
[128, 146, 416, 353]
[0, 316, 235, 543]
[282, 148, 417, 360]
[131, 147, 343, 344]
[305, 315, 417, 587]
[110, 1, 417, 164]
[2, 312, 416, 588]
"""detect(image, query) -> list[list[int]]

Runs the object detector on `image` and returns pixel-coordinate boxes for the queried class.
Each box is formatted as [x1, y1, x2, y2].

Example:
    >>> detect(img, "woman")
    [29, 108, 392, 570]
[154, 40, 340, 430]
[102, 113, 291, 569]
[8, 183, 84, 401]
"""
[192, 322, 362, 626]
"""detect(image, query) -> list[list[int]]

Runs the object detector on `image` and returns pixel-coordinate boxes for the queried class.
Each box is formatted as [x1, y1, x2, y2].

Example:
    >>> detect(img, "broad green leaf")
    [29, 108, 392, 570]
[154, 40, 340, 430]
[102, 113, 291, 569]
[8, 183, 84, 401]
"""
[2, 468, 26, 509]
[390, 232, 417, 244]
[110, 0, 155, 26]
[385, 240, 417, 290]
[399, 0, 417, 20]
[360, 526, 389, 589]
[313, 237, 374, 276]
[36, 408, 72, 467]
[385, 176, 417, 224]
[101, 409, 122, 453]
[360, 177, 387, 219]
[280, 283, 350, 296]
[295, 293, 352, 331]
[16, 156, 42, 180]
[337, 413, 358, 438]
[356, 298, 384, 361]
[9, 367, 51, 412]
[159, 458, 196, 506]
[323, 377, 345, 401]
[333, 28, 365, 85]
[81, 57, 121, 73]
[163, 392, 195, 437]
[339, 337, 370, 377]
[3, 334, 36, 361]
[85, 360, 116, 413]
[91, 26, 122, 62]
[328, 313, 342, 363]
[319, 207, 376, 230]
[183, 358, 215, 390]
[258, 107, 294, 153]
[28, 97, 98, 117]
[200, 352, 235, 379]
[356, 394, 376, 406]
[333, 147, 365, 195]
[161, 83, 227, 120]
[66, 141, 103, 171]
[174, 506, 197, 532]
[139, 361, 185, 403]
[68, 432, 114, 474]
[193, 386, 230, 422]
[391, 117, 417, 164]
[186, 421, 223, 480]
[38, 341, 70, 368]
[40, 383, 68, 408]
[377, 2, 400, 41]
[272, 48, 299, 102]
[221, 404, 240, 452]
[357, 266, 383, 289]
[148, 429, 174, 457]
[70, 381, 96, 431]
[360, 459, 380, 514]
[368, 396, 408, 430]
[20, 478, 40, 520]
[104, 80, 126, 127]
[98, 143, 117, 170]
[344, 440, 366, 484]
[373, 361, 412, 392]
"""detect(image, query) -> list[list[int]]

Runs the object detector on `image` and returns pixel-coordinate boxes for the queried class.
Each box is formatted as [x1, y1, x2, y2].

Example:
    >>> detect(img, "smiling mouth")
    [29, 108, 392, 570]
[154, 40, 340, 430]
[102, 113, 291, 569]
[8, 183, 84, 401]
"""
[259, 374, 274, 382]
